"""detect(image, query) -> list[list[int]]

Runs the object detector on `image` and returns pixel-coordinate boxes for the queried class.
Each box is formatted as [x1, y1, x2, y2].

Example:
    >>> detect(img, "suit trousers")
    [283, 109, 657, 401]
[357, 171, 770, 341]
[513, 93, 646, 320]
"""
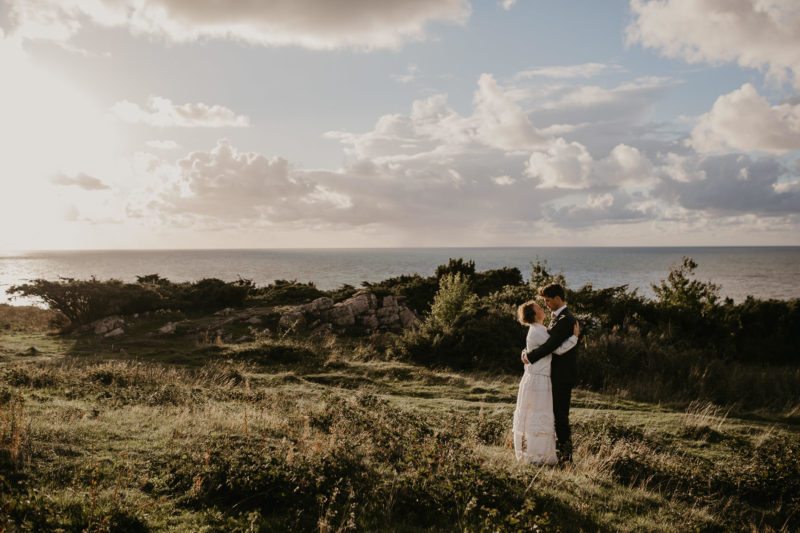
[551, 380, 573, 461]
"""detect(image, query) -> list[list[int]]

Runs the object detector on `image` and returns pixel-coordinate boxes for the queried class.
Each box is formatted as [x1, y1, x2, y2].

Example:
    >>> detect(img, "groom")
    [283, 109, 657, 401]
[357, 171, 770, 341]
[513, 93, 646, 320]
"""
[522, 283, 578, 463]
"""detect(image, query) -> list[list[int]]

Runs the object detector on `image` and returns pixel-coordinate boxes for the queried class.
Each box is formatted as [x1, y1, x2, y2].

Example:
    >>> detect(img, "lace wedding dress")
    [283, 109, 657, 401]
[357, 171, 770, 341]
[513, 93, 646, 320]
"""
[512, 323, 577, 464]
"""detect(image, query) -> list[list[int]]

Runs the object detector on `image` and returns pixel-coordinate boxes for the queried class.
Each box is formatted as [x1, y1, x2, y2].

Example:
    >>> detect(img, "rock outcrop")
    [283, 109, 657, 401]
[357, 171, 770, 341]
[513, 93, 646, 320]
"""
[279, 290, 418, 336]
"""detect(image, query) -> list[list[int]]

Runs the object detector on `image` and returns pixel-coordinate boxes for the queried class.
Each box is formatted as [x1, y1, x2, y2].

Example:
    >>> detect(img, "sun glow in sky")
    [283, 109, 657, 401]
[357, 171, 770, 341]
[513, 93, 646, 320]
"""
[1, 0, 799, 249]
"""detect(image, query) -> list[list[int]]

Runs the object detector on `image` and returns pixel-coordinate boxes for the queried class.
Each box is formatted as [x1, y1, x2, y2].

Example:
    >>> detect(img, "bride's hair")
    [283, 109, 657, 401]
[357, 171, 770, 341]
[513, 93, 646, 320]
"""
[517, 300, 538, 325]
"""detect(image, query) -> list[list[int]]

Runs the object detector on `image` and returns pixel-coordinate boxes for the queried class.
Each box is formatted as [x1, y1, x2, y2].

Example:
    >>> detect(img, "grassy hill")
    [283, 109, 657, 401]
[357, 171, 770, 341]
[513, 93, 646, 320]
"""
[1, 304, 798, 532]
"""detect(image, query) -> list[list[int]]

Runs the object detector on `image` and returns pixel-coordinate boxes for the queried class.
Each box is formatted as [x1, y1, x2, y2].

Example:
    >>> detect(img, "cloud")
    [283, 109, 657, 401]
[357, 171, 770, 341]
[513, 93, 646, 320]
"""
[627, 0, 800, 87]
[515, 63, 623, 80]
[391, 64, 421, 84]
[473, 73, 551, 151]
[145, 139, 179, 150]
[690, 83, 800, 154]
[655, 153, 800, 215]
[545, 192, 656, 228]
[130, 139, 351, 224]
[501, 0, 519, 10]
[5, 0, 470, 50]
[526, 77, 680, 152]
[327, 74, 550, 162]
[110, 96, 250, 128]
[525, 140, 653, 189]
[51, 172, 110, 190]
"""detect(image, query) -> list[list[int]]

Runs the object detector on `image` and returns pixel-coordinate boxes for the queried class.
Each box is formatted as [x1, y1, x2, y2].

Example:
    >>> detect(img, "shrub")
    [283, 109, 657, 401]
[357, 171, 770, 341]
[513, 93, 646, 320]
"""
[362, 274, 439, 314]
[252, 279, 327, 306]
[473, 267, 524, 296]
[435, 258, 476, 279]
[392, 274, 523, 371]
[8, 276, 252, 327]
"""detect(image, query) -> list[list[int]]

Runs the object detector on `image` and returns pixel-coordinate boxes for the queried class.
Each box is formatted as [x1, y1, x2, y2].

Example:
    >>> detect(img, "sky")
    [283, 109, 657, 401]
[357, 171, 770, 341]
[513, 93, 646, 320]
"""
[1, 0, 799, 250]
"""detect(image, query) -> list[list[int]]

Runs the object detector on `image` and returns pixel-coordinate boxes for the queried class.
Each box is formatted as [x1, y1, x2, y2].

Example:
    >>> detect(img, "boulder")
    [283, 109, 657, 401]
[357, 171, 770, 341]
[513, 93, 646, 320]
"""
[382, 295, 397, 308]
[93, 316, 125, 336]
[104, 327, 125, 337]
[376, 306, 400, 326]
[358, 311, 379, 330]
[310, 322, 334, 338]
[308, 297, 334, 313]
[342, 291, 375, 316]
[279, 311, 307, 330]
[158, 322, 177, 335]
[246, 316, 262, 325]
[327, 304, 355, 327]
[399, 308, 419, 328]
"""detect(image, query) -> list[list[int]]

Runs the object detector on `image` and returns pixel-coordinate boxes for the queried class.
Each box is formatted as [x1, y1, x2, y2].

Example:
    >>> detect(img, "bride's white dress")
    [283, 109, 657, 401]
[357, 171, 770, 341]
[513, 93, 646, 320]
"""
[512, 323, 577, 464]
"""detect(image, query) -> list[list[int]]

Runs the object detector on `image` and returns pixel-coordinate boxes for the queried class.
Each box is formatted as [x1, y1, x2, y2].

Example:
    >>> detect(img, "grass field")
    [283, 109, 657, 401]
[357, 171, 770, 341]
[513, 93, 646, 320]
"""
[1, 305, 798, 532]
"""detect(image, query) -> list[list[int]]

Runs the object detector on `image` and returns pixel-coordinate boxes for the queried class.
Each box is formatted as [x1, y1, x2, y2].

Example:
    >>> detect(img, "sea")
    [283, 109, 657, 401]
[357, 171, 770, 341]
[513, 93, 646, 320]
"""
[1, 247, 799, 306]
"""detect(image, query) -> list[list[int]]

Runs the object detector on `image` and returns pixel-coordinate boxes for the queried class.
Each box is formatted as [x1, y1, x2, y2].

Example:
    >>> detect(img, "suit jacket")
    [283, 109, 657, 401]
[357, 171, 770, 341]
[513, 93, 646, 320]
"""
[526, 307, 578, 385]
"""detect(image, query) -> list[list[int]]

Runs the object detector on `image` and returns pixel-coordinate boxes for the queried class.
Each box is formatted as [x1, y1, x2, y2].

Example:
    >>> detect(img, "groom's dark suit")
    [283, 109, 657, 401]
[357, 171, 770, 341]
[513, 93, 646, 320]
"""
[525, 307, 578, 462]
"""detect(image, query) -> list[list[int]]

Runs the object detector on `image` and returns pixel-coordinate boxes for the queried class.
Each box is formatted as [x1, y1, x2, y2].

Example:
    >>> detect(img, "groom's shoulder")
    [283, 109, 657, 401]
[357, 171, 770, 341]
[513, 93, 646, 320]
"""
[562, 307, 577, 321]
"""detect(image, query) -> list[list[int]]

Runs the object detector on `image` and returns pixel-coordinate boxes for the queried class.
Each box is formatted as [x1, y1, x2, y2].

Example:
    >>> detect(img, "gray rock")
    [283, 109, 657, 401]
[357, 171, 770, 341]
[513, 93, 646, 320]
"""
[381, 295, 397, 308]
[93, 316, 125, 335]
[310, 297, 334, 313]
[246, 316, 262, 325]
[279, 311, 307, 330]
[104, 327, 125, 337]
[358, 311, 379, 330]
[157, 322, 177, 334]
[399, 308, 419, 328]
[328, 304, 355, 327]
[310, 322, 334, 337]
[342, 291, 373, 316]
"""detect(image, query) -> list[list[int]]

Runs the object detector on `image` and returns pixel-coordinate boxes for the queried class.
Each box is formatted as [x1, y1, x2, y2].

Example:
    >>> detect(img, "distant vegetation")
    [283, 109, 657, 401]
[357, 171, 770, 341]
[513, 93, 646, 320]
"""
[9, 256, 800, 411]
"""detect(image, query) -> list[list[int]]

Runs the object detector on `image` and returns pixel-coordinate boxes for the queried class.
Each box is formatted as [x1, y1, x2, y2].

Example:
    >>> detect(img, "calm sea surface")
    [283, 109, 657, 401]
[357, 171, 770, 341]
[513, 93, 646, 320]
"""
[1, 247, 799, 306]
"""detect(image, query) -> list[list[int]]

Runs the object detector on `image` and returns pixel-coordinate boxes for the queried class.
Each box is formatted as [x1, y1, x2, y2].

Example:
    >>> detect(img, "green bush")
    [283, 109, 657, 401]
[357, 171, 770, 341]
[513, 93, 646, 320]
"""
[8, 276, 252, 327]
[392, 274, 523, 371]
[252, 279, 327, 306]
[362, 273, 439, 314]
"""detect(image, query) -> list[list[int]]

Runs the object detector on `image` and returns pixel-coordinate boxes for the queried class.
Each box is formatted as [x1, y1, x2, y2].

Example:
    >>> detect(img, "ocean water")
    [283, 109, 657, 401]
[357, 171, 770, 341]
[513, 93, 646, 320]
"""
[1, 247, 799, 306]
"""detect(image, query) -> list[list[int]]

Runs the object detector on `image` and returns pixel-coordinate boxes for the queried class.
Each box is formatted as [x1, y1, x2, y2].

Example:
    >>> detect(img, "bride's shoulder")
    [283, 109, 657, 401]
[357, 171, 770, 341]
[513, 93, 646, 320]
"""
[527, 323, 547, 337]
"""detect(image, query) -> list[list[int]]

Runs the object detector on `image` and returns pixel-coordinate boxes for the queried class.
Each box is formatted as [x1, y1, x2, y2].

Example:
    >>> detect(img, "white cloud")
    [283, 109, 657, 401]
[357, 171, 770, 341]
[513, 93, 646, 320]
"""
[690, 83, 800, 154]
[128, 139, 355, 228]
[473, 73, 550, 151]
[491, 175, 516, 186]
[51, 172, 110, 190]
[327, 74, 550, 162]
[146, 139, 179, 150]
[525, 140, 652, 189]
[627, 0, 800, 87]
[515, 63, 623, 80]
[6, 0, 470, 50]
[501, 0, 519, 10]
[391, 64, 421, 84]
[110, 96, 250, 128]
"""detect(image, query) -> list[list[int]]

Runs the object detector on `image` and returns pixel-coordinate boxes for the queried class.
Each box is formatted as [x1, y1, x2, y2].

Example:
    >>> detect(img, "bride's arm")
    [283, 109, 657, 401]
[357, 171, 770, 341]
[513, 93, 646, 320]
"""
[553, 321, 580, 356]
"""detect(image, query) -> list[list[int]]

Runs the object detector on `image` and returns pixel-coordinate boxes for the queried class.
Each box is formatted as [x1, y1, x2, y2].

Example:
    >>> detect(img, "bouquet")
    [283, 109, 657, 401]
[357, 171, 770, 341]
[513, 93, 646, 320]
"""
[575, 314, 601, 339]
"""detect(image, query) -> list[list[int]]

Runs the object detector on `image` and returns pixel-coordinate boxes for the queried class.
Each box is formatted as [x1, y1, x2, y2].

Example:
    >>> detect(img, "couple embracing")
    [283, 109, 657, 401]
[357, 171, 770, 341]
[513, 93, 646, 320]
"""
[512, 282, 579, 466]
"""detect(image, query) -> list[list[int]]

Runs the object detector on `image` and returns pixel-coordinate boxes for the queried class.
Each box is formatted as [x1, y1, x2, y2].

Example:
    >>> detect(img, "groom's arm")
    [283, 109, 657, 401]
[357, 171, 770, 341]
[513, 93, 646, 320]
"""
[525, 317, 575, 364]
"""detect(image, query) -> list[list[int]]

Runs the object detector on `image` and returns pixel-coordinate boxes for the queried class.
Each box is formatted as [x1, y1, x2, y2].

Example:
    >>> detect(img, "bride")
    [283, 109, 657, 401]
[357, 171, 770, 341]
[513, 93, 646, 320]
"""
[512, 300, 579, 465]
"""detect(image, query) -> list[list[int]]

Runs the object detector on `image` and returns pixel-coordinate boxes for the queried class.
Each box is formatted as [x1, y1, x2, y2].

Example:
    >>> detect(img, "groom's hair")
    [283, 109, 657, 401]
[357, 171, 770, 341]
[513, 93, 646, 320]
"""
[517, 301, 537, 326]
[538, 282, 565, 300]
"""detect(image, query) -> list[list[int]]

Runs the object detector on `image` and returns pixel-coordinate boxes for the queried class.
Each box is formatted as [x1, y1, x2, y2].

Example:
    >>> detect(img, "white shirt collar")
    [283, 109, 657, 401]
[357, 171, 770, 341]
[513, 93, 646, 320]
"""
[553, 304, 567, 317]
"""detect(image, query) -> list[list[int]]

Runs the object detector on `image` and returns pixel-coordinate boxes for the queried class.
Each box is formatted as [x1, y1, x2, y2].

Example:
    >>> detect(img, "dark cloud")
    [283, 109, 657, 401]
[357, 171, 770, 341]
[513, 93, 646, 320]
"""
[655, 154, 800, 215]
